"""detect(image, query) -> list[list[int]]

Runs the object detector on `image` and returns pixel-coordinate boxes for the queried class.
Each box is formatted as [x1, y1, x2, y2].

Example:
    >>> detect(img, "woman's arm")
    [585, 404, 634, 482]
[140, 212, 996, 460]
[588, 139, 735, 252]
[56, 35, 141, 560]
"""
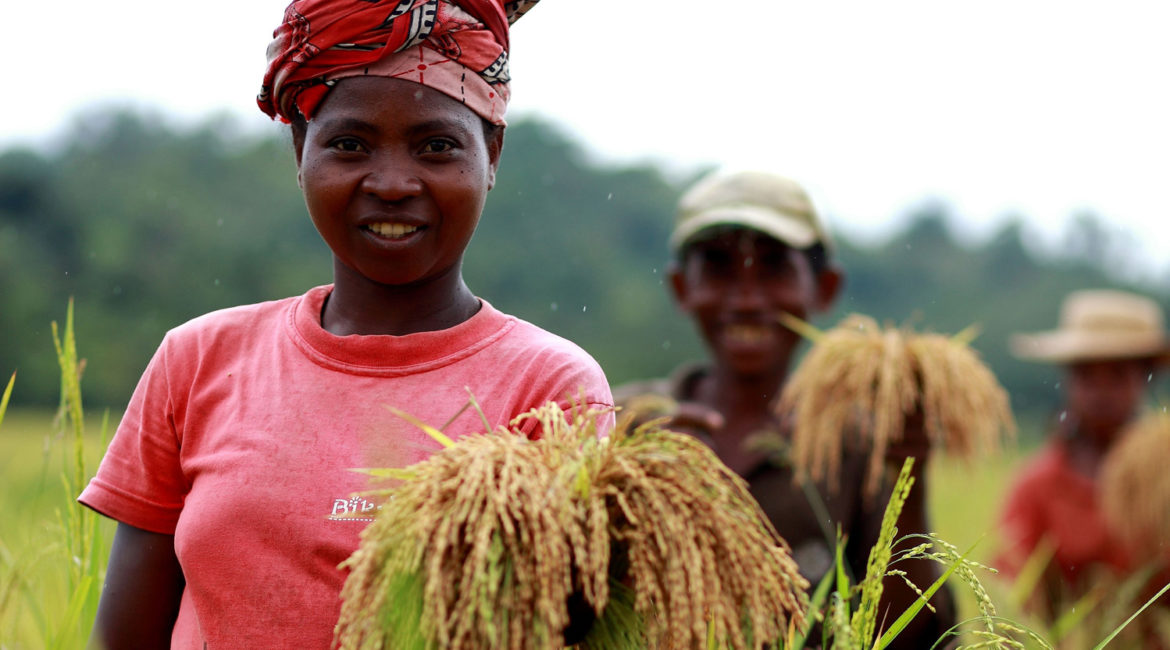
[90, 522, 185, 650]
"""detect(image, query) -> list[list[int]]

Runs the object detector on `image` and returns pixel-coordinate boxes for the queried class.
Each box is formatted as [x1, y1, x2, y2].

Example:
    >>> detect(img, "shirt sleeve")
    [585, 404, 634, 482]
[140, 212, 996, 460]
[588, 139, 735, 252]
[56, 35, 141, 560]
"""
[78, 335, 189, 534]
[512, 340, 615, 439]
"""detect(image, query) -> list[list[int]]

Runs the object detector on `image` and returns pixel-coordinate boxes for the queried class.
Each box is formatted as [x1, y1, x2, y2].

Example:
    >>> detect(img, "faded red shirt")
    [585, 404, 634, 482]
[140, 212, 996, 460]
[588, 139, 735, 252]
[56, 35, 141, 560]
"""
[997, 440, 1132, 584]
[80, 285, 612, 648]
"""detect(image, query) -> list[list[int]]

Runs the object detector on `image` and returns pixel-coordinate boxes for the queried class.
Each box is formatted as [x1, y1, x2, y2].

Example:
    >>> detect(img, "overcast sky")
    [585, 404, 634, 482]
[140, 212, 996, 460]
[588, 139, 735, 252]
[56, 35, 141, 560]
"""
[5, 0, 1169, 276]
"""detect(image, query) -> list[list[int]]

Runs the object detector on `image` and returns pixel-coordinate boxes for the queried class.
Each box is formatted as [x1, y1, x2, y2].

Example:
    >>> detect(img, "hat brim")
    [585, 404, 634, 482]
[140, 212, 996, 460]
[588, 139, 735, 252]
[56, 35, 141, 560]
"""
[669, 206, 819, 252]
[1010, 331, 1170, 365]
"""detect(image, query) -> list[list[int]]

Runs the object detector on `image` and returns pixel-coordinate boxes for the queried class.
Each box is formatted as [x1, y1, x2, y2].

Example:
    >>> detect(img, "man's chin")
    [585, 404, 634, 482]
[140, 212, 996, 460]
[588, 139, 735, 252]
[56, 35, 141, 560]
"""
[720, 354, 787, 379]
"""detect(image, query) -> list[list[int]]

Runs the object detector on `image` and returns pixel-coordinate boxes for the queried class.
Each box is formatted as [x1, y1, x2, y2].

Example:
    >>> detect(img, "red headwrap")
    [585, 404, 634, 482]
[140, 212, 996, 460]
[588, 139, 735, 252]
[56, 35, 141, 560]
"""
[259, 0, 540, 125]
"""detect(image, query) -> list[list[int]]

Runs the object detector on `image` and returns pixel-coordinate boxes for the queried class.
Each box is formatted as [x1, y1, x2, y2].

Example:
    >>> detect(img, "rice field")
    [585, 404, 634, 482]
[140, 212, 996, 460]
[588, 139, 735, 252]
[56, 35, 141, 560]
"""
[0, 409, 115, 649]
[0, 402, 1043, 649]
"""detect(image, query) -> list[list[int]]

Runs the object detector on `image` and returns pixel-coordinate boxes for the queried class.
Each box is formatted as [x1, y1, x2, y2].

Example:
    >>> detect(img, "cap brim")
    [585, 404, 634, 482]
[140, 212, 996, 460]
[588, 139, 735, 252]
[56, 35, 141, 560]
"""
[670, 206, 819, 252]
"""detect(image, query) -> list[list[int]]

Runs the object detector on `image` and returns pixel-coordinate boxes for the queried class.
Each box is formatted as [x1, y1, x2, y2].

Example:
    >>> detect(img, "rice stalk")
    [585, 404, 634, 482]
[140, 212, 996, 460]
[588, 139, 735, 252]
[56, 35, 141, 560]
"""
[47, 300, 108, 648]
[777, 313, 1015, 496]
[590, 415, 808, 649]
[851, 458, 916, 645]
[336, 400, 808, 650]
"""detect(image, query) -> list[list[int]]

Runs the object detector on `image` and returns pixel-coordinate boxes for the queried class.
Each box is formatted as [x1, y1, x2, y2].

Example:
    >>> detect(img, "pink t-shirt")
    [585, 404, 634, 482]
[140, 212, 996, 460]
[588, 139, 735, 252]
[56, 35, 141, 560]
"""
[79, 285, 612, 648]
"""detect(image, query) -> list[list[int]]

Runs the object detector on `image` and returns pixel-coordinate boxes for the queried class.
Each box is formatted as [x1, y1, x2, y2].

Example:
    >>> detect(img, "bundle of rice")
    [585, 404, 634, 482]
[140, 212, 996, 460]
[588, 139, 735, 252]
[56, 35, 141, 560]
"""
[335, 402, 808, 650]
[1100, 411, 1170, 560]
[777, 313, 1015, 496]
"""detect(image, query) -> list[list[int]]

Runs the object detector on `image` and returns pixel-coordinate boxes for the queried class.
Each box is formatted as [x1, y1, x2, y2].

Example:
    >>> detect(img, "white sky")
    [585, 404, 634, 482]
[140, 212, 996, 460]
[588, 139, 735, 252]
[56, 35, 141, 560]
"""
[4, 0, 1169, 277]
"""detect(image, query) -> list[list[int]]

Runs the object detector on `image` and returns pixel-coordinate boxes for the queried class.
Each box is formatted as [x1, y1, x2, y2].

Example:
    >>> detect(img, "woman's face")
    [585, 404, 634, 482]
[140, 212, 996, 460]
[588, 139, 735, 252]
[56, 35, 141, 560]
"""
[294, 76, 503, 290]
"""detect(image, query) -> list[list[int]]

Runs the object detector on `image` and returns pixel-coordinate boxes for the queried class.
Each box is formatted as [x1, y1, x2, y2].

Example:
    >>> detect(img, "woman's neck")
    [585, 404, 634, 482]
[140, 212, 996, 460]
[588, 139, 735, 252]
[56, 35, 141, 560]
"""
[322, 259, 480, 336]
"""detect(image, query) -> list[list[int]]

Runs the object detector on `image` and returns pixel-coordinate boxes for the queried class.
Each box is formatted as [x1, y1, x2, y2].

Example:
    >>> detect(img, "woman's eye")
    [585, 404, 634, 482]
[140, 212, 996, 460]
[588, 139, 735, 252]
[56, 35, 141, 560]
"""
[330, 138, 365, 153]
[421, 139, 456, 154]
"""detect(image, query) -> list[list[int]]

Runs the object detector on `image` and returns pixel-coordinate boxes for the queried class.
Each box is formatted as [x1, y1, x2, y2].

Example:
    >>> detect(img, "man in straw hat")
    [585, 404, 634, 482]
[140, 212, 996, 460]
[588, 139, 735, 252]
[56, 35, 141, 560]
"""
[615, 169, 955, 647]
[998, 288, 1169, 619]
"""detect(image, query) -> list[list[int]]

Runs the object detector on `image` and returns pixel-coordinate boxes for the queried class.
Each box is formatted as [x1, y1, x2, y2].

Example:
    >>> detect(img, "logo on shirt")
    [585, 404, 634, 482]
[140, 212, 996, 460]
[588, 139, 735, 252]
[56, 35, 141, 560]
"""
[328, 496, 382, 522]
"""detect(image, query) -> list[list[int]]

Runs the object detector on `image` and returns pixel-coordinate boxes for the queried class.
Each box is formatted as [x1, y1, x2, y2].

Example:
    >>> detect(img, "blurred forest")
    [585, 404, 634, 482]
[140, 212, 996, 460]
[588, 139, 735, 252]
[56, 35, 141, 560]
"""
[1, 108, 1167, 435]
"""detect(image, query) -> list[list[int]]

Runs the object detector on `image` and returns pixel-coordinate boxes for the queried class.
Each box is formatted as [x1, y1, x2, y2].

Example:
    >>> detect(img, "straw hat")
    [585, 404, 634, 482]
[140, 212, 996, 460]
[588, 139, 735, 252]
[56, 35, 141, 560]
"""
[1011, 289, 1170, 364]
[670, 170, 832, 253]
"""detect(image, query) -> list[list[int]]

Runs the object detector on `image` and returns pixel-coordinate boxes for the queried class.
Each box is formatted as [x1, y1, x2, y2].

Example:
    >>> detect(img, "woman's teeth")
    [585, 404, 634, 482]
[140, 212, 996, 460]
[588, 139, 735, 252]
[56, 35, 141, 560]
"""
[367, 223, 420, 238]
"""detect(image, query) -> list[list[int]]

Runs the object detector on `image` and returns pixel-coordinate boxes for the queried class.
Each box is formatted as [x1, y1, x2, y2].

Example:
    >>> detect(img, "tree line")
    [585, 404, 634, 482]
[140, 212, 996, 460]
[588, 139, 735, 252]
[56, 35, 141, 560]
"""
[1, 107, 1166, 435]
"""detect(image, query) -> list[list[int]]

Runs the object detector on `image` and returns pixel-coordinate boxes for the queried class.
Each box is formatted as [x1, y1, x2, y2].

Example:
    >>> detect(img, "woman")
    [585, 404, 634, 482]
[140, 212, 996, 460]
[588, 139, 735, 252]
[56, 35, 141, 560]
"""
[79, 1, 613, 647]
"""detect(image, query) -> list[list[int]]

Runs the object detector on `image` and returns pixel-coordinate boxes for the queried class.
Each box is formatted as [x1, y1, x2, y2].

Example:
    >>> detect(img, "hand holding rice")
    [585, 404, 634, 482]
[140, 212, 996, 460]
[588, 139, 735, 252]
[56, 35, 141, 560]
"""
[776, 314, 1016, 497]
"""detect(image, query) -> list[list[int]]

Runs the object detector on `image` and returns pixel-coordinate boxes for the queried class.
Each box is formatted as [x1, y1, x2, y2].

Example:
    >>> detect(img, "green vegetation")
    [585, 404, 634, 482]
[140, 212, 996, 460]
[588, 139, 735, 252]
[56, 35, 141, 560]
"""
[0, 307, 113, 648]
[2, 108, 1169, 645]
[1, 108, 1167, 435]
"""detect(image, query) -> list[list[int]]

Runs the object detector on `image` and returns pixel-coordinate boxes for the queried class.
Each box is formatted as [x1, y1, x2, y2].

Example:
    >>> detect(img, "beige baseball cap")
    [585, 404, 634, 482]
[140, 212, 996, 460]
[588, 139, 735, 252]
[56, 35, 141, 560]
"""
[1011, 289, 1170, 364]
[670, 170, 832, 253]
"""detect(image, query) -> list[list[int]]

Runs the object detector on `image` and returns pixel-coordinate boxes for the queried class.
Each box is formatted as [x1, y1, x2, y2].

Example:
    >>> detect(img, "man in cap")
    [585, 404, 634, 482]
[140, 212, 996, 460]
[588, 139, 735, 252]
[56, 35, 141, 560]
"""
[998, 289, 1169, 619]
[615, 169, 955, 647]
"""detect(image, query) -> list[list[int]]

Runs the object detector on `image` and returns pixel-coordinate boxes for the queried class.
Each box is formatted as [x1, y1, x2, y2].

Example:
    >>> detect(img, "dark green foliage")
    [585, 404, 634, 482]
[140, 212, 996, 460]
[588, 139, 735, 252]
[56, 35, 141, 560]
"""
[1, 107, 1166, 433]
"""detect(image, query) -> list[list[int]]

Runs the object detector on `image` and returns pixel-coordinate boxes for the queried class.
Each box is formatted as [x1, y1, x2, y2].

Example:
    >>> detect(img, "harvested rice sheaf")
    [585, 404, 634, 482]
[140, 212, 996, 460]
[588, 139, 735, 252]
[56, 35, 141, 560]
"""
[777, 314, 1016, 496]
[335, 402, 808, 650]
[1101, 412, 1170, 560]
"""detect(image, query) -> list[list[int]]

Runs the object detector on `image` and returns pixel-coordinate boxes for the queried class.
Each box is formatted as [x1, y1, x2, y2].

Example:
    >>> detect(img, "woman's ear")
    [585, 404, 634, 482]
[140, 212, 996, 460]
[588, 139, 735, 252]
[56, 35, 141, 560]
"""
[291, 120, 307, 189]
[486, 126, 505, 191]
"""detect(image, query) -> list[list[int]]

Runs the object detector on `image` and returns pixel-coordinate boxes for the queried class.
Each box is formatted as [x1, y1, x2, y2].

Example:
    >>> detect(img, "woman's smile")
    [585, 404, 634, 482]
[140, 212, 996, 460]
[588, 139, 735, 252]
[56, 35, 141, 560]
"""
[363, 222, 424, 240]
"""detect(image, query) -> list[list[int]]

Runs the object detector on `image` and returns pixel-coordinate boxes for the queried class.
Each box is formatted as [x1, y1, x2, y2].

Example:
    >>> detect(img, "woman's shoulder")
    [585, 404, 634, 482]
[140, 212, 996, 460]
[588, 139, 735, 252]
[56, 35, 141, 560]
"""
[162, 292, 307, 351]
[487, 304, 599, 364]
[482, 305, 610, 397]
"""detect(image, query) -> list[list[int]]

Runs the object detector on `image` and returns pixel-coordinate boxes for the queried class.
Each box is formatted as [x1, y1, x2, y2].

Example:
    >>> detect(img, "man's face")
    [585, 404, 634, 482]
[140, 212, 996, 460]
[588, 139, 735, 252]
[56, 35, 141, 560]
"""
[670, 228, 836, 378]
[1065, 358, 1150, 443]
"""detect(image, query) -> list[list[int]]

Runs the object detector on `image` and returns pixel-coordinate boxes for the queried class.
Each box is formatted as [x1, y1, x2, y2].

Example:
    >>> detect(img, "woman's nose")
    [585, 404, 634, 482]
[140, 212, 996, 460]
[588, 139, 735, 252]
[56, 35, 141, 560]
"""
[360, 157, 423, 201]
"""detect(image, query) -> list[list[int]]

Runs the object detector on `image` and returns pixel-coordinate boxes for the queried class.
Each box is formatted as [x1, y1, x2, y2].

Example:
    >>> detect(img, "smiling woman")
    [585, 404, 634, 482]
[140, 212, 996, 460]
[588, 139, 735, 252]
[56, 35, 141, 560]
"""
[292, 77, 504, 334]
[76, 1, 614, 648]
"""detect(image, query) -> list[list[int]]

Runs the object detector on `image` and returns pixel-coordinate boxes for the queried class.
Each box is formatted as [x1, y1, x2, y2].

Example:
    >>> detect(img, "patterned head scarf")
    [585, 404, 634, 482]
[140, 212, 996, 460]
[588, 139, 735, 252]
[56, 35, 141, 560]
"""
[259, 0, 540, 126]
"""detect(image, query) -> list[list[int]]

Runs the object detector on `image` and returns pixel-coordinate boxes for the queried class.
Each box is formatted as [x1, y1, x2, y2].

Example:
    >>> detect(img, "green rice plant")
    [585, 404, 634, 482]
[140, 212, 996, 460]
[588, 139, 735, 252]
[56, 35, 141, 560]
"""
[794, 459, 1051, 650]
[791, 455, 1170, 650]
[47, 299, 110, 648]
[0, 301, 111, 648]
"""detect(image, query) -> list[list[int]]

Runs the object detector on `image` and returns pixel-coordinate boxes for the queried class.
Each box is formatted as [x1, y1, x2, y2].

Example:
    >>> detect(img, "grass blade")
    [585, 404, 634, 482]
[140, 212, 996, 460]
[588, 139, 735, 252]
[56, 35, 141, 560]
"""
[792, 562, 837, 649]
[48, 574, 94, 650]
[349, 467, 417, 480]
[384, 406, 456, 448]
[1091, 578, 1170, 649]
[1008, 535, 1057, 610]
[0, 371, 14, 430]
